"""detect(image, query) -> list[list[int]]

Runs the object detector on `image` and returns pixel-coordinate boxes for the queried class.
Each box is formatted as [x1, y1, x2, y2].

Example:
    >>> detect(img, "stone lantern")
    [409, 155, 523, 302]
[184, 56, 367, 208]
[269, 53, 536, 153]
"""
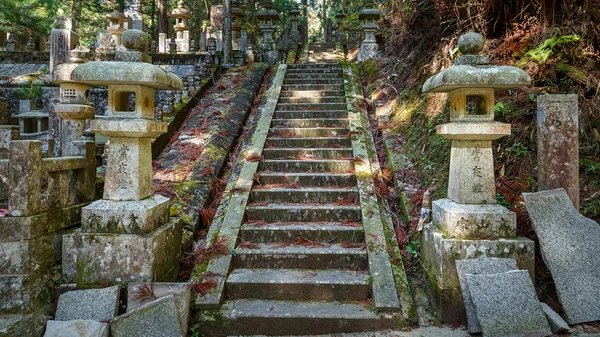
[171, 0, 192, 52]
[335, 11, 346, 43]
[289, 7, 301, 49]
[420, 32, 535, 323]
[231, 0, 245, 50]
[105, 10, 127, 46]
[357, 8, 380, 61]
[62, 29, 184, 284]
[255, 0, 279, 64]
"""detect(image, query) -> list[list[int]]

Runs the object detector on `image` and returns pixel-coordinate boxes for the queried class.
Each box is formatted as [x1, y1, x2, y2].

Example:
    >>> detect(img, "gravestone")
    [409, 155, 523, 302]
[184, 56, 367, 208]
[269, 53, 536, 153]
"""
[127, 282, 191, 333]
[55, 286, 120, 321]
[50, 17, 79, 72]
[211, 5, 224, 51]
[456, 257, 519, 334]
[523, 188, 600, 324]
[110, 295, 183, 337]
[536, 94, 579, 209]
[466, 270, 551, 337]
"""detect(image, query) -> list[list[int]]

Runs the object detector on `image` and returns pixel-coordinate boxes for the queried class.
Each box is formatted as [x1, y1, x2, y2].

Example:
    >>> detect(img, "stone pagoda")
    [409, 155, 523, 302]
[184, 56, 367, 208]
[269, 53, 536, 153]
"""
[62, 29, 183, 284]
[231, 0, 246, 65]
[357, 8, 380, 61]
[335, 11, 346, 44]
[420, 32, 535, 323]
[289, 7, 301, 49]
[171, 0, 192, 53]
[255, 0, 279, 64]
[106, 10, 127, 46]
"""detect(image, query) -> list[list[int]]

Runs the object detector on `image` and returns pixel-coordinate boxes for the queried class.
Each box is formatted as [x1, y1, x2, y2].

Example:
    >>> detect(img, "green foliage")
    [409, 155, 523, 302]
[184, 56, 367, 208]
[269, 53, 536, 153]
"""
[0, 0, 60, 36]
[517, 33, 581, 67]
[16, 83, 43, 108]
[505, 141, 529, 157]
[406, 240, 420, 258]
[497, 193, 511, 209]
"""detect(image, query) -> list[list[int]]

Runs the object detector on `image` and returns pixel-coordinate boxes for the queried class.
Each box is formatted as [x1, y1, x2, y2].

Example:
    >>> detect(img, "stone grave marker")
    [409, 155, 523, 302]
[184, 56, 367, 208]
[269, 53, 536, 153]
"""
[127, 282, 191, 333]
[110, 295, 183, 337]
[523, 188, 600, 324]
[55, 286, 120, 321]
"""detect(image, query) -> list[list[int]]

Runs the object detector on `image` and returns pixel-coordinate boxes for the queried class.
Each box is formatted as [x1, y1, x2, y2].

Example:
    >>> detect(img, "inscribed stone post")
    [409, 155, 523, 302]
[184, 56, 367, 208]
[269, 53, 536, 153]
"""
[536, 94, 579, 209]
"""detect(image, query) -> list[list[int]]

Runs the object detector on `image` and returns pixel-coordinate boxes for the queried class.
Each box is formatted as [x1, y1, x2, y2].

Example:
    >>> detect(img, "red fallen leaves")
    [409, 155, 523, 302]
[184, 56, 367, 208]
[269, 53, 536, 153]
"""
[346, 130, 360, 138]
[334, 195, 358, 206]
[276, 129, 296, 138]
[133, 282, 157, 304]
[340, 242, 367, 250]
[198, 208, 216, 228]
[245, 219, 267, 227]
[293, 236, 329, 248]
[238, 240, 260, 249]
[200, 165, 216, 177]
[340, 219, 362, 227]
[192, 272, 220, 296]
[246, 151, 263, 162]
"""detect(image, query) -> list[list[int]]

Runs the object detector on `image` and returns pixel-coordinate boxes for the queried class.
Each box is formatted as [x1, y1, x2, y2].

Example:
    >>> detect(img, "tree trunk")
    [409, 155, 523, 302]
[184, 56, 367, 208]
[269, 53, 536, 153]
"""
[322, 0, 327, 42]
[303, 0, 308, 43]
[223, 0, 232, 64]
[151, 0, 156, 39]
[158, 0, 168, 35]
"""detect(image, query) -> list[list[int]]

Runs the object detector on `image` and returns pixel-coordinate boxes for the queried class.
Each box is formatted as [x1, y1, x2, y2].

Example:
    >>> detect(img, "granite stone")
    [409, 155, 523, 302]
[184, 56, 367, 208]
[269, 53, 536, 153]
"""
[55, 286, 120, 321]
[43, 320, 109, 337]
[523, 188, 600, 324]
[127, 282, 191, 333]
[110, 295, 183, 337]
[540, 303, 570, 334]
[466, 270, 551, 337]
[456, 257, 518, 334]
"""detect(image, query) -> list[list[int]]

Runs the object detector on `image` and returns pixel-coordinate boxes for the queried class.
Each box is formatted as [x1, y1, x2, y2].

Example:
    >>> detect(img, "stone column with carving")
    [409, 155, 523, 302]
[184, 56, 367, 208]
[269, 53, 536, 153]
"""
[172, 0, 191, 53]
[357, 9, 380, 62]
[50, 17, 79, 72]
[419, 32, 536, 323]
[537, 94, 579, 209]
[62, 29, 184, 284]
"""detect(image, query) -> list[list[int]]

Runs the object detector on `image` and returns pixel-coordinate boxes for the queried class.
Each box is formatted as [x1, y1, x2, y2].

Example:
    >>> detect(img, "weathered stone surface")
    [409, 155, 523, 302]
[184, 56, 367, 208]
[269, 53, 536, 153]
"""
[43, 320, 109, 337]
[523, 188, 600, 324]
[0, 273, 52, 314]
[0, 313, 50, 337]
[122, 29, 149, 52]
[540, 303, 570, 334]
[55, 286, 119, 321]
[466, 270, 551, 337]
[71, 62, 183, 90]
[457, 32, 484, 54]
[536, 94, 579, 209]
[127, 282, 191, 333]
[422, 65, 531, 93]
[456, 257, 519, 334]
[62, 218, 182, 284]
[50, 28, 79, 72]
[81, 195, 170, 234]
[110, 295, 183, 337]
[433, 199, 516, 239]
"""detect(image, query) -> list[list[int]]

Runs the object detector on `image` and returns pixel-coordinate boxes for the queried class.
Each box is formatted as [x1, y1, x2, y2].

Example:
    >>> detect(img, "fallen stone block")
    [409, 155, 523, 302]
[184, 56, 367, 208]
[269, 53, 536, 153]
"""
[523, 188, 600, 324]
[466, 270, 551, 337]
[127, 282, 191, 333]
[540, 303, 570, 334]
[456, 257, 518, 334]
[110, 295, 183, 337]
[43, 319, 109, 337]
[55, 286, 120, 322]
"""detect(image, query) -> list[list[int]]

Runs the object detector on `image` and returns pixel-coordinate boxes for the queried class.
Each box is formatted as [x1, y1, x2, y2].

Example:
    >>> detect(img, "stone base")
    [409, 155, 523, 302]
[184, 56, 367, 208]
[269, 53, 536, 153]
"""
[81, 195, 170, 234]
[62, 218, 182, 285]
[420, 226, 535, 324]
[433, 198, 516, 239]
[0, 313, 50, 337]
[0, 273, 52, 314]
[357, 42, 380, 62]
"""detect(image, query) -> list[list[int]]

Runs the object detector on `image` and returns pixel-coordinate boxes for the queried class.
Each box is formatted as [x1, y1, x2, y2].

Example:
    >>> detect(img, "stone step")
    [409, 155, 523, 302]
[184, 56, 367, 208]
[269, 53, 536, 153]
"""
[271, 118, 348, 128]
[282, 84, 345, 91]
[285, 73, 343, 79]
[245, 204, 361, 222]
[286, 69, 343, 74]
[266, 137, 351, 148]
[240, 222, 364, 242]
[288, 63, 341, 69]
[226, 269, 370, 301]
[233, 244, 367, 269]
[276, 103, 347, 111]
[284, 79, 344, 85]
[279, 90, 345, 98]
[258, 172, 356, 186]
[262, 147, 353, 159]
[268, 127, 348, 138]
[208, 299, 398, 336]
[260, 159, 353, 172]
[274, 110, 348, 119]
[250, 187, 358, 204]
[278, 96, 345, 104]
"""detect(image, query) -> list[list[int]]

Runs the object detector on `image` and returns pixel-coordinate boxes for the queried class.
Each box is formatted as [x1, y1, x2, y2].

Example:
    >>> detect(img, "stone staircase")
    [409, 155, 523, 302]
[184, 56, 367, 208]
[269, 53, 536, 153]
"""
[197, 63, 410, 336]
[308, 42, 340, 63]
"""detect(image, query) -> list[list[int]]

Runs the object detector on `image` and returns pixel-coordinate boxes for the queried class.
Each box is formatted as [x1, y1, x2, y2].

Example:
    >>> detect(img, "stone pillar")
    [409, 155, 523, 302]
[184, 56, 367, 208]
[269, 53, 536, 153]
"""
[172, 0, 191, 53]
[62, 29, 183, 284]
[5, 33, 15, 52]
[231, 0, 245, 51]
[420, 32, 535, 324]
[50, 17, 79, 73]
[211, 5, 224, 51]
[159, 33, 167, 53]
[536, 94, 579, 209]
[357, 9, 380, 62]
[199, 31, 207, 52]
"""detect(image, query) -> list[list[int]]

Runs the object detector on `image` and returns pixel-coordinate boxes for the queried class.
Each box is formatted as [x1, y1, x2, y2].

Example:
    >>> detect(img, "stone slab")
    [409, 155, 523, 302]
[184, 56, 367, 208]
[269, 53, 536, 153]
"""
[466, 270, 551, 337]
[456, 257, 518, 334]
[62, 218, 182, 284]
[81, 195, 170, 234]
[540, 303, 569, 334]
[127, 282, 191, 333]
[0, 274, 52, 314]
[110, 295, 183, 337]
[422, 64, 531, 93]
[0, 313, 50, 337]
[43, 320, 109, 337]
[433, 198, 516, 239]
[71, 62, 183, 90]
[523, 188, 600, 324]
[55, 286, 119, 321]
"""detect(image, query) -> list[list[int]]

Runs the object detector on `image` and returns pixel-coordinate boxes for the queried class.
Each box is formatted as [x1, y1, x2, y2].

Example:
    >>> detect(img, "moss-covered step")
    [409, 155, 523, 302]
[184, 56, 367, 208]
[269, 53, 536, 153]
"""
[266, 137, 351, 148]
[250, 187, 358, 203]
[239, 221, 364, 243]
[260, 159, 354, 172]
[268, 127, 348, 137]
[278, 96, 346, 104]
[276, 102, 348, 111]
[279, 90, 345, 98]
[245, 204, 361, 222]
[257, 172, 356, 186]
[282, 84, 345, 91]
[262, 147, 353, 159]
[273, 110, 349, 119]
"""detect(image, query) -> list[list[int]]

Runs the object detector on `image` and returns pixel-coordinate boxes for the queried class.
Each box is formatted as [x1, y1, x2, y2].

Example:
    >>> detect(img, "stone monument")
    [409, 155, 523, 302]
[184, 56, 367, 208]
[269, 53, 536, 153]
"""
[106, 10, 127, 46]
[289, 7, 301, 50]
[62, 29, 183, 284]
[256, 0, 279, 64]
[420, 32, 535, 323]
[50, 17, 79, 72]
[171, 0, 192, 53]
[357, 9, 380, 61]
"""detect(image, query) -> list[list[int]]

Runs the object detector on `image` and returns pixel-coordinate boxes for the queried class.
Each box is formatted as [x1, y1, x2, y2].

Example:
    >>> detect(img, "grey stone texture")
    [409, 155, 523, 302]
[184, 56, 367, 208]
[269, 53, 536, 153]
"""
[55, 286, 120, 322]
[466, 270, 551, 337]
[43, 320, 109, 337]
[127, 282, 191, 333]
[536, 94, 579, 209]
[523, 188, 600, 324]
[122, 29, 149, 52]
[540, 303, 570, 334]
[458, 32, 484, 54]
[110, 295, 183, 337]
[456, 257, 519, 334]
